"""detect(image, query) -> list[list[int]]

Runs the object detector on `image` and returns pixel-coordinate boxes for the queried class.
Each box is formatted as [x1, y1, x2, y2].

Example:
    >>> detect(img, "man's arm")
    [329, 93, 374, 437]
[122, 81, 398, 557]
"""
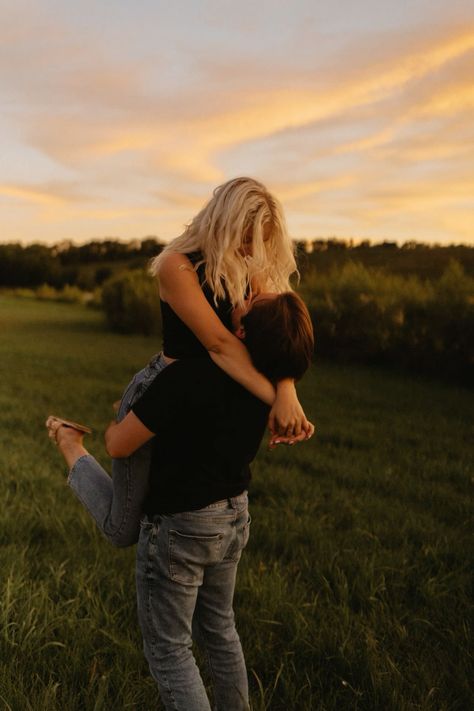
[105, 360, 186, 458]
[105, 411, 155, 458]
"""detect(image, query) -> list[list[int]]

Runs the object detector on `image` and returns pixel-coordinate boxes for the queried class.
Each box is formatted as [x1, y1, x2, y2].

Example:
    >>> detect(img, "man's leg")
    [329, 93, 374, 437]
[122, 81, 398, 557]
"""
[192, 504, 251, 711]
[193, 561, 249, 711]
[136, 516, 213, 711]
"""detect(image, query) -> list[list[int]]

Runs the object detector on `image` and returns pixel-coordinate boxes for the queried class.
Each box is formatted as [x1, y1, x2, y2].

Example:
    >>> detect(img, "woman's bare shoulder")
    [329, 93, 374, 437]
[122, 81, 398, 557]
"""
[156, 252, 194, 278]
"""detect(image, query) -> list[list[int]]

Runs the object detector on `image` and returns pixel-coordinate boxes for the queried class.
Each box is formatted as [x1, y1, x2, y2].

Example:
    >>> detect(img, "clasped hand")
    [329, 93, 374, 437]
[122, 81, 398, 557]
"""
[267, 378, 315, 449]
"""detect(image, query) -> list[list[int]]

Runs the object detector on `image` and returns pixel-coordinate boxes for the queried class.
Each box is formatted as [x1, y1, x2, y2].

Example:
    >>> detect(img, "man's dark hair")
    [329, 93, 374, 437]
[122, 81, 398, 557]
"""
[242, 292, 314, 382]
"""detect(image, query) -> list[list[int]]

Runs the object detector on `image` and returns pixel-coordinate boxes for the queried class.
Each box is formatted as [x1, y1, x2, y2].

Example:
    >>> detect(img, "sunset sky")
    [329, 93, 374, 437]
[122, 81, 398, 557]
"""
[1, 0, 473, 246]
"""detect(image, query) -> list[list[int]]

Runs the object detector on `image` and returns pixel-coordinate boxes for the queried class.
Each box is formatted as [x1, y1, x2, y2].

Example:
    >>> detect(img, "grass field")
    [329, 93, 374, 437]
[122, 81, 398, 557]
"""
[0, 296, 472, 711]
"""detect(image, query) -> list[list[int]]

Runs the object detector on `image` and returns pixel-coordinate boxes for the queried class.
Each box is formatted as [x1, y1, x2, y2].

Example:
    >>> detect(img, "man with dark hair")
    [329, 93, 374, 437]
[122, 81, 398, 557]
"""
[47, 292, 314, 711]
[238, 291, 315, 383]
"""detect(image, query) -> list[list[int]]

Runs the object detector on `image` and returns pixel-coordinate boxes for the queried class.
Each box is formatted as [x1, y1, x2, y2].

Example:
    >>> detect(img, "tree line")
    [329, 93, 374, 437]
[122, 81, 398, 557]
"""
[3, 237, 473, 383]
[1, 238, 473, 289]
[99, 258, 473, 384]
[0, 239, 164, 289]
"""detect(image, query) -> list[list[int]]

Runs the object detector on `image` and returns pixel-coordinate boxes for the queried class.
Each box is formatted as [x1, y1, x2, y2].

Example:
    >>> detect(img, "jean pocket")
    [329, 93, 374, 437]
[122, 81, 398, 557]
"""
[242, 513, 251, 549]
[168, 529, 223, 585]
[224, 513, 251, 562]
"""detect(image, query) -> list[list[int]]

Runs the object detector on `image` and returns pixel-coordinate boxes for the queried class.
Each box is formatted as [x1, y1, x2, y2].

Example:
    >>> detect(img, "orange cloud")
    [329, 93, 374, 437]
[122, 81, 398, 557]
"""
[274, 176, 357, 203]
[0, 184, 67, 206]
[202, 28, 474, 143]
[2, 9, 473, 245]
[18, 26, 473, 182]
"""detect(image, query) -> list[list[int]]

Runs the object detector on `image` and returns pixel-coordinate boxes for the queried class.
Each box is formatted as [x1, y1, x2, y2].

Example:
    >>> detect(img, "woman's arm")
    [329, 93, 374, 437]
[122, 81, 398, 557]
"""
[269, 378, 308, 438]
[158, 253, 311, 436]
[158, 253, 275, 405]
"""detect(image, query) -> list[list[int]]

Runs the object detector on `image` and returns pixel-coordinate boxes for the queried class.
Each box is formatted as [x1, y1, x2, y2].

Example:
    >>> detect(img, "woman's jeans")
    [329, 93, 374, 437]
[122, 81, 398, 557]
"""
[67, 352, 169, 547]
[136, 492, 251, 711]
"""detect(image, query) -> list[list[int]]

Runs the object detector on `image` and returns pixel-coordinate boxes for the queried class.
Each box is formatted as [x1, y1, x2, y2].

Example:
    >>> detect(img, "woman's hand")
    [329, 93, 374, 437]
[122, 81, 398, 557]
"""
[268, 421, 315, 449]
[268, 378, 313, 438]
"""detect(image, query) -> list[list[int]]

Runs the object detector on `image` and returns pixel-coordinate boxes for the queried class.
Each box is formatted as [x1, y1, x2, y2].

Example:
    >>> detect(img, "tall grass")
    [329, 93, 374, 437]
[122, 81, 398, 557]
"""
[0, 296, 472, 710]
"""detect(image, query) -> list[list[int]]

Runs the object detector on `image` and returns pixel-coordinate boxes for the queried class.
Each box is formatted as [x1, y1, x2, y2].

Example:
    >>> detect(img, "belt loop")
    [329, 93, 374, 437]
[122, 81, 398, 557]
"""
[227, 497, 235, 509]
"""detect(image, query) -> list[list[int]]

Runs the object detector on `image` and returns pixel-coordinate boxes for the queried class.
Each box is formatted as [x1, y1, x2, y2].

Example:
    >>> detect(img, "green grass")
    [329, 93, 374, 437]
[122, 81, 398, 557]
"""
[0, 296, 472, 710]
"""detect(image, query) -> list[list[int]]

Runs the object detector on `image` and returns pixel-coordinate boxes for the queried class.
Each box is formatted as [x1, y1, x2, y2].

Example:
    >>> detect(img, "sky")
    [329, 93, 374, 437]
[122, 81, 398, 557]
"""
[1, 0, 473, 246]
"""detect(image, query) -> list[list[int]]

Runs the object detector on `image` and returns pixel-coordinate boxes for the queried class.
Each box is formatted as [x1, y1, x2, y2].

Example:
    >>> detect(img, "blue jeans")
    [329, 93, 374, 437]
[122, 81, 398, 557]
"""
[136, 492, 251, 711]
[67, 352, 169, 547]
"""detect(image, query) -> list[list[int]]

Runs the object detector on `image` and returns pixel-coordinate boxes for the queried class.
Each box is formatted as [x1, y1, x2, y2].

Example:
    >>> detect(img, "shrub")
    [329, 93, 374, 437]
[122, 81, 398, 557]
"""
[35, 284, 91, 303]
[101, 270, 161, 336]
[97, 260, 473, 379]
[301, 259, 473, 379]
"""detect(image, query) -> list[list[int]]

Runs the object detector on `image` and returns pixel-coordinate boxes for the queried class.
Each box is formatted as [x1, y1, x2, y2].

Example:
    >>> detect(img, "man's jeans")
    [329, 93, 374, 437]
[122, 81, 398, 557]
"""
[136, 492, 251, 711]
[67, 353, 169, 547]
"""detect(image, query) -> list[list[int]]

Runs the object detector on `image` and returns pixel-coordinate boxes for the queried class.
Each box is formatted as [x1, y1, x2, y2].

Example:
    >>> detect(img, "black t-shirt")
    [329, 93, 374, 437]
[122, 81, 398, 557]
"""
[132, 358, 269, 515]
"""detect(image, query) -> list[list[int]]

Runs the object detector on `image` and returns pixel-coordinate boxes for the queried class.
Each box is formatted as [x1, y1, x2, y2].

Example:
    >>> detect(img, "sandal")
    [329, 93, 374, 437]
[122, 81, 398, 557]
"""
[46, 415, 92, 435]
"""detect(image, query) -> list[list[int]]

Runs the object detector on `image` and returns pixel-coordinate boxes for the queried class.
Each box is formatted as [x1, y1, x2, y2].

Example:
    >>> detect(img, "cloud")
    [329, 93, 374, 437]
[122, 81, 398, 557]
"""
[0, 182, 93, 206]
[362, 178, 474, 216]
[272, 176, 358, 204]
[0, 2, 473, 244]
[0, 184, 64, 207]
[5, 7, 473, 172]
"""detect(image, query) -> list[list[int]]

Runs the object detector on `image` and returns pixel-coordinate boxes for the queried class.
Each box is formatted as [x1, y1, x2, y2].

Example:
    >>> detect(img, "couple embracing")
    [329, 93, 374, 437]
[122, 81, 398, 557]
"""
[46, 177, 314, 711]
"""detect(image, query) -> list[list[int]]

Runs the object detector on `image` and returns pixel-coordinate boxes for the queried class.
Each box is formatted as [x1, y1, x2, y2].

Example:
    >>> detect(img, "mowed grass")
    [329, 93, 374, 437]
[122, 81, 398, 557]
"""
[0, 295, 472, 711]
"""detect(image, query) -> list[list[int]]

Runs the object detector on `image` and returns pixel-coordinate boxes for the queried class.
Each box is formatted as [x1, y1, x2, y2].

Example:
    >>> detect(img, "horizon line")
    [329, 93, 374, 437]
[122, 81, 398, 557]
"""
[2, 235, 473, 249]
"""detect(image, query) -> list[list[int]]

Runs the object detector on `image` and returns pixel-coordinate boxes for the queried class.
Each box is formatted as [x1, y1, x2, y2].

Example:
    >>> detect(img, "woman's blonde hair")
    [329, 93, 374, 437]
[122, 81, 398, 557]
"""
[150, 177, 298, 308]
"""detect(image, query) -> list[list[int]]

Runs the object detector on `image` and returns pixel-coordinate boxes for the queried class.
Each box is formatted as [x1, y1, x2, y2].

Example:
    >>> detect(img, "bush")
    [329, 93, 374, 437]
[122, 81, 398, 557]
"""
[301, 259, 474, 380]
[97, 261, 473, 380]
[101, 270, 161, 336]
[35, 284, 94, 304]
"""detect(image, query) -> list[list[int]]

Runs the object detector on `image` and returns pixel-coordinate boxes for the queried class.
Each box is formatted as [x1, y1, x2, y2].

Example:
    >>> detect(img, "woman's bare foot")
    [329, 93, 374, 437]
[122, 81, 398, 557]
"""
[46, 416, 89, 470]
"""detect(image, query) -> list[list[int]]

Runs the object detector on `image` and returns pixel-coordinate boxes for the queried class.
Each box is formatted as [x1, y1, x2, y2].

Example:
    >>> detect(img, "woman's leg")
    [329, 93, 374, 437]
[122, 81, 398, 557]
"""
[66, 353, 169, 547]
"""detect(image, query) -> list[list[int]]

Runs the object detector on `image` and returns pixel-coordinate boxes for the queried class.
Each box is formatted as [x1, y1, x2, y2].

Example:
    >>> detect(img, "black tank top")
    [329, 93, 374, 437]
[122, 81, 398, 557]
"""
[160, 252, 233, 359]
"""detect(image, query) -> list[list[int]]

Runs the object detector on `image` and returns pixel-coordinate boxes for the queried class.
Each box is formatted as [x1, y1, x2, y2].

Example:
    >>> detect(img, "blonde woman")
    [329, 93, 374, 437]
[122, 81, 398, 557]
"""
[47, 177, 313, 547]
[151, 176, 311, 436]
